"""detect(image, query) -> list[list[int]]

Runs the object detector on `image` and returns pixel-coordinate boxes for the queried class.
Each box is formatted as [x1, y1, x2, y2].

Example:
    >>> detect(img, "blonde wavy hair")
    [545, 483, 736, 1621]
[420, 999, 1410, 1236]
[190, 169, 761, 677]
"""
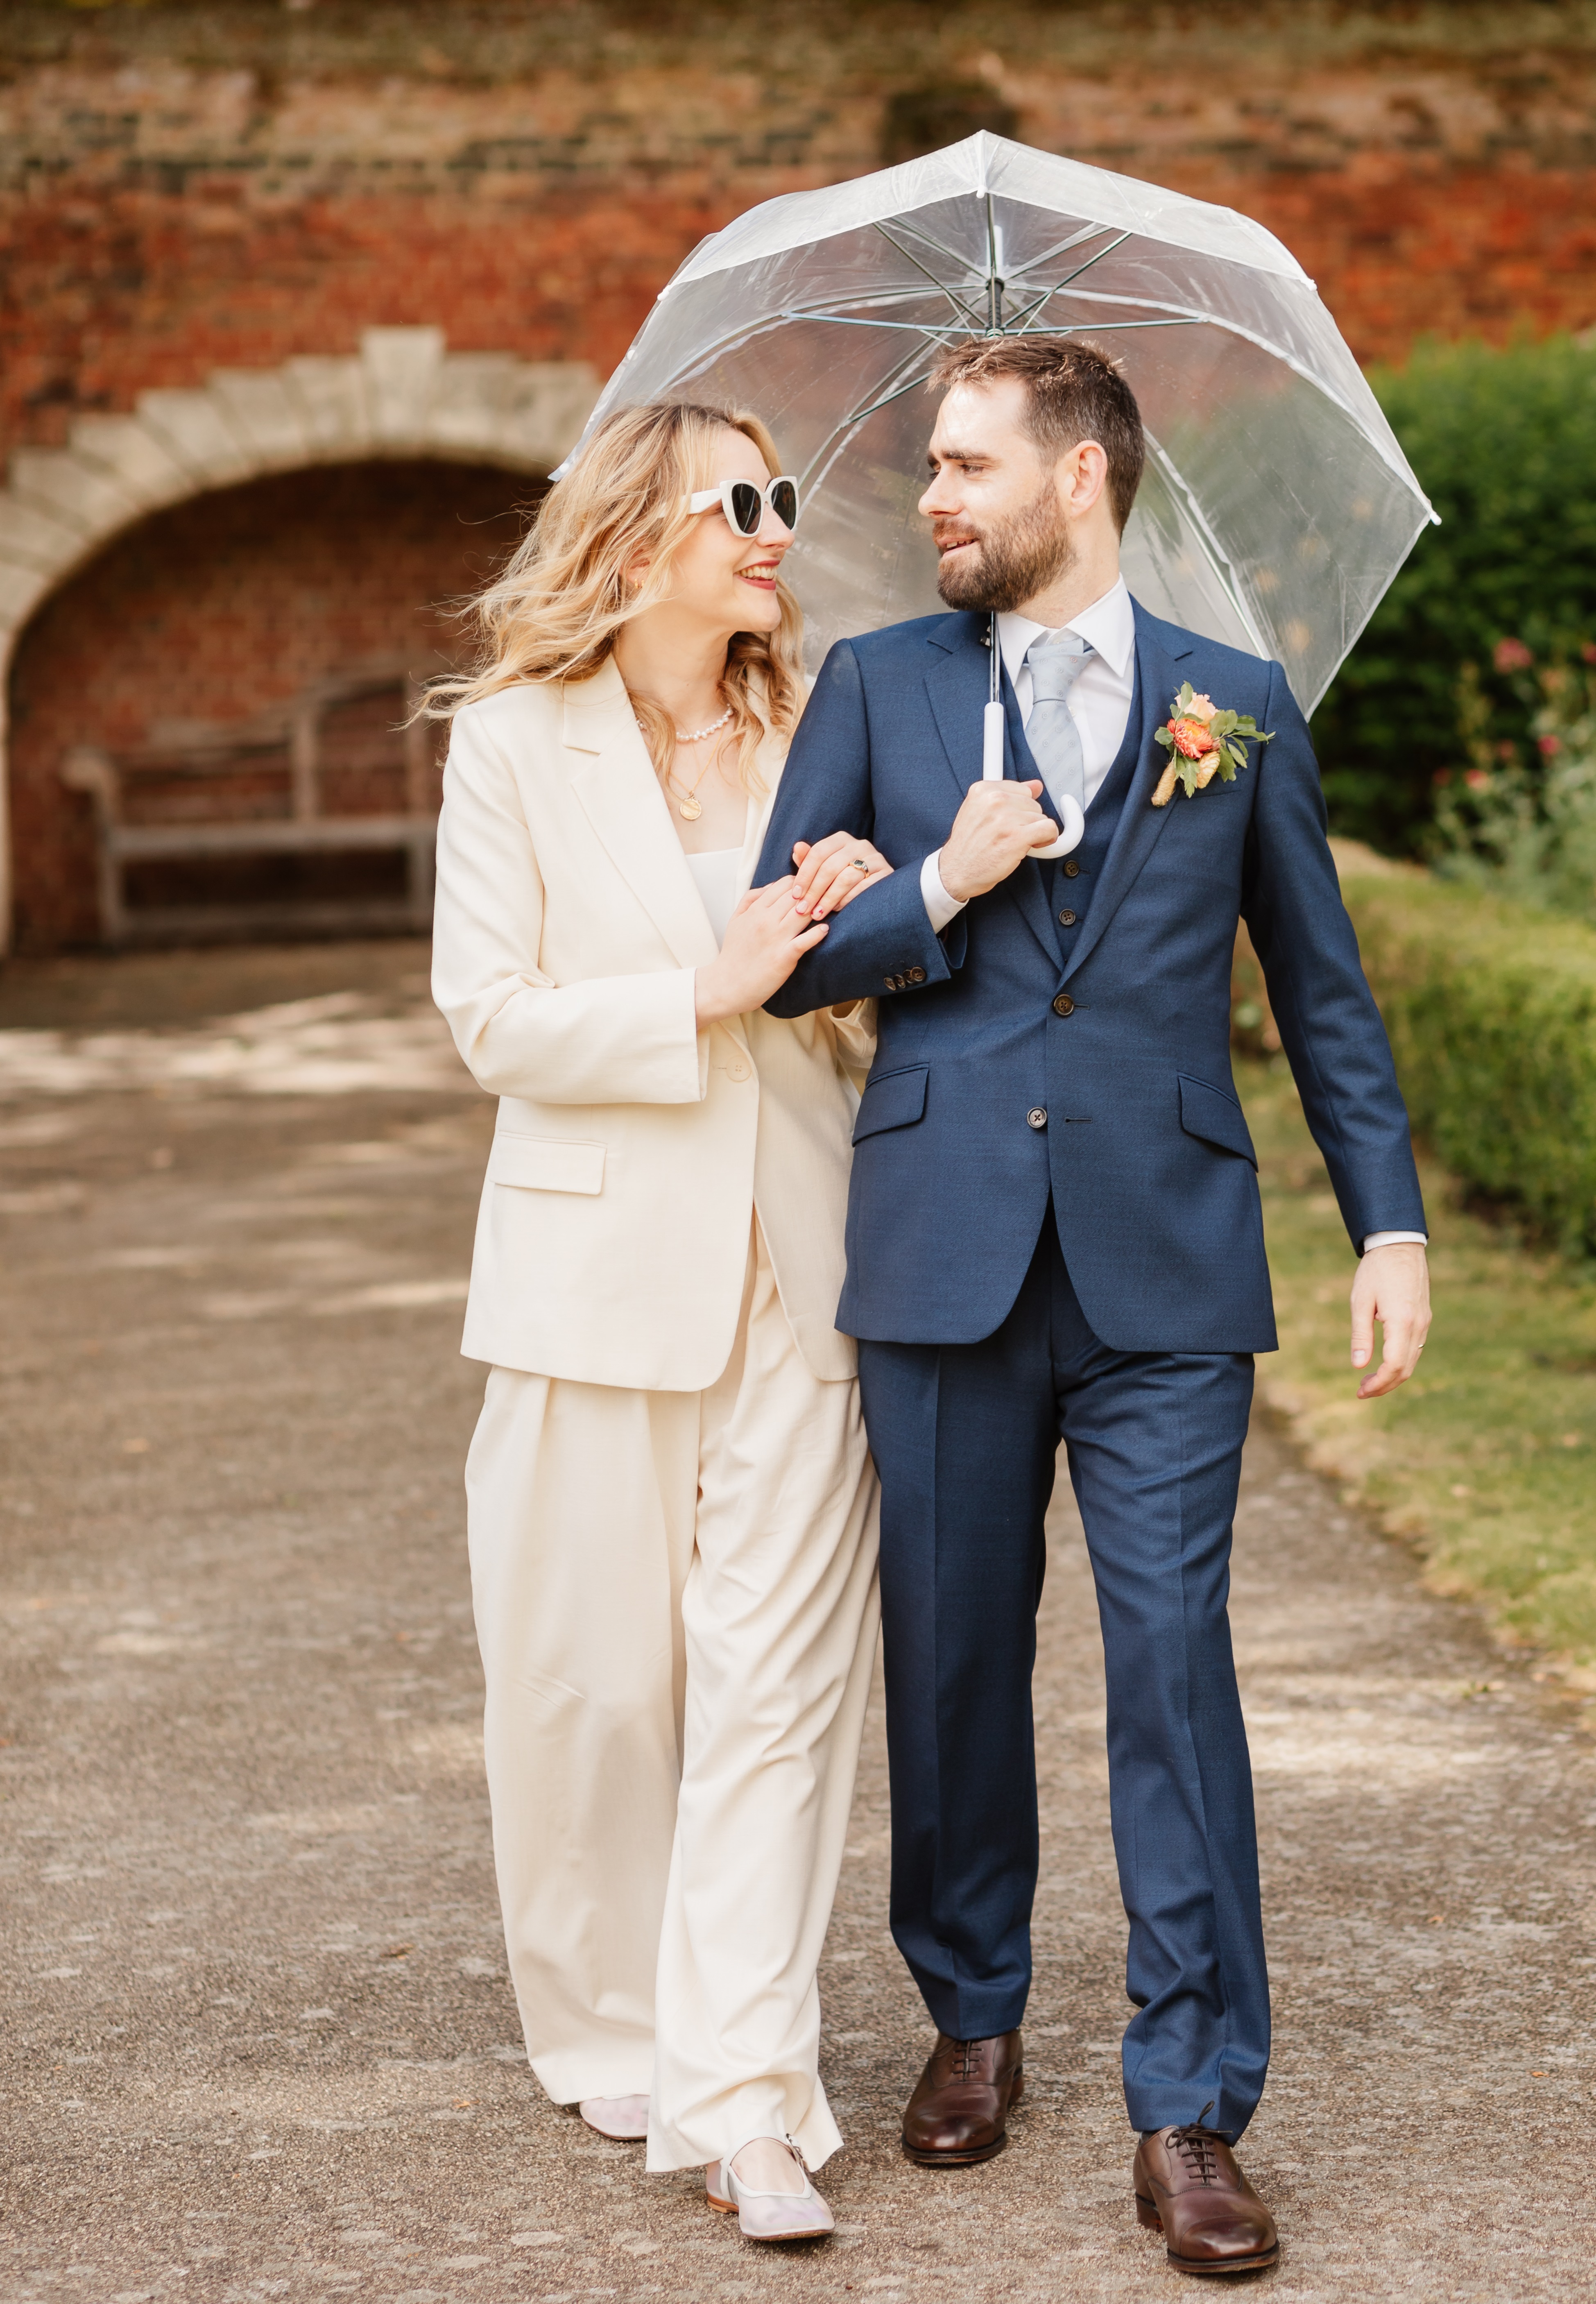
[424, 399, 804, 787]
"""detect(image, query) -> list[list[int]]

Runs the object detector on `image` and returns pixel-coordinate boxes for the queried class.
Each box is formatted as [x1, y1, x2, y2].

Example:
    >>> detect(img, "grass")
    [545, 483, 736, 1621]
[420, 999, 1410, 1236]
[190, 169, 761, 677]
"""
[1239, 1056, 1596, 1692]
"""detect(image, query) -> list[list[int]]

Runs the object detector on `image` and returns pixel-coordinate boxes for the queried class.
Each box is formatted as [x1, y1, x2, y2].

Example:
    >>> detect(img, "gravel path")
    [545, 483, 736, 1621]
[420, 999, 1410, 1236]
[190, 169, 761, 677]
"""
[2, 962, 1592, 2302]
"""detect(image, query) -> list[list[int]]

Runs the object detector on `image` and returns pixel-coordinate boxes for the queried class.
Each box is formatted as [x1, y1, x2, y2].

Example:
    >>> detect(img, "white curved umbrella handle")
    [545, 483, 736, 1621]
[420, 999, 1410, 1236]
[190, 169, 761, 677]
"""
[983, 700, 1084, 858]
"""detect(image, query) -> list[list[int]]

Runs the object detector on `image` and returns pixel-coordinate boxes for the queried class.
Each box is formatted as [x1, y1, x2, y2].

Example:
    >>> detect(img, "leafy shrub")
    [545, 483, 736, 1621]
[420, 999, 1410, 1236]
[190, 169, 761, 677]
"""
[1429, 644, 1596, 919]
[1312, 337, 1596, 855]
[1341, 866, 1596, 1258]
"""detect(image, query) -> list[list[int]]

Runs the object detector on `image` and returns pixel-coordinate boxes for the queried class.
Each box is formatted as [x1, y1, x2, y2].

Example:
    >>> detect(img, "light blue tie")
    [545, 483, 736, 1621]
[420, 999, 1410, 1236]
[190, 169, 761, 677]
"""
[1024, 630, 1093, 820]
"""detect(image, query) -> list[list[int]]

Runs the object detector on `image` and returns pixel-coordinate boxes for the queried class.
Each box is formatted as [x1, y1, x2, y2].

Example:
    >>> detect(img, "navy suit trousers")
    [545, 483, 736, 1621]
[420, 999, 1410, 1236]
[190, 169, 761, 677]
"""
[859, 1208, 1270, 2139]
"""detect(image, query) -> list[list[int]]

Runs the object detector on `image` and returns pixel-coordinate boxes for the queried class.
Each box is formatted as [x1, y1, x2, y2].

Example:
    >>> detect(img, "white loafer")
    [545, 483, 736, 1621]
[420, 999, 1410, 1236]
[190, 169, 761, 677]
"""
[707, 2138, 834, 2242]
[578, 2093, 650, 2140]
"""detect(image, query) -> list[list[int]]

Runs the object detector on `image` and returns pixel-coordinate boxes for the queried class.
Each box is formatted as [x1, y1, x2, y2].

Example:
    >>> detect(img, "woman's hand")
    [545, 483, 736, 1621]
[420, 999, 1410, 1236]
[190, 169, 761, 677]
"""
[790, 833, 894, 920]
[695, 877, 828, 1024]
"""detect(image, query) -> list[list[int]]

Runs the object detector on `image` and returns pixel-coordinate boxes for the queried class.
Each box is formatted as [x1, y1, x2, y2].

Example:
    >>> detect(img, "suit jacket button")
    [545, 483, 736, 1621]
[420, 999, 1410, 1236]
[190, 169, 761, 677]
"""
[883, 975, 896, 991]
[1027, 1107, 1048, 1130]
[1063, 859, 1081, 878]
[1058, 908, 1077, 927]
[908, 966, 926, 984]
[1052, 992, 1075, 1017]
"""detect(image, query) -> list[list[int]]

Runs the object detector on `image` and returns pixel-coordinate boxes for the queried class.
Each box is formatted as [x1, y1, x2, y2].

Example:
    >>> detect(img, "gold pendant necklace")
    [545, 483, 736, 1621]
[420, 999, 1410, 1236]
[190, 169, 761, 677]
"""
[637, 702, 734, 820]
[669, 754, 716, 821]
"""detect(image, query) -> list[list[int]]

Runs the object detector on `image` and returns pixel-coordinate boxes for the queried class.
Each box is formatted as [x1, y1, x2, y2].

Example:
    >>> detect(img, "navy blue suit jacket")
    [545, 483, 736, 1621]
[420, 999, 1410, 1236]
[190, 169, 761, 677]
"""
[758, 600, 1425, 1354]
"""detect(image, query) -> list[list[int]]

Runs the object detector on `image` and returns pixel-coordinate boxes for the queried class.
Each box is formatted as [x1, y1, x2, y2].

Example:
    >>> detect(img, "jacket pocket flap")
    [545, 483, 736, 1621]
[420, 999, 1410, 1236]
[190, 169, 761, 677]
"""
[1177, 1074, 1256, 1167]
[488, 1132, 606, 1195]
[852, 1064, 928, 1145]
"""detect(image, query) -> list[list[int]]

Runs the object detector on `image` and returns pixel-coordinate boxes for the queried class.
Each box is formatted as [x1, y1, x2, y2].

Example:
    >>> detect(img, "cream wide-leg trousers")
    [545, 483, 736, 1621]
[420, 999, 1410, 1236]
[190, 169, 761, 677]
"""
[464, 1218, 879, 2173]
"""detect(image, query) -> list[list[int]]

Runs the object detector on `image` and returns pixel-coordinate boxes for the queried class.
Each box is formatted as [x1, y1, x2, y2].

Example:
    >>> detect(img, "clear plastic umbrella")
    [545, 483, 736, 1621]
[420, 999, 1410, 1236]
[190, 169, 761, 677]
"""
[561, 129, 1435, 758]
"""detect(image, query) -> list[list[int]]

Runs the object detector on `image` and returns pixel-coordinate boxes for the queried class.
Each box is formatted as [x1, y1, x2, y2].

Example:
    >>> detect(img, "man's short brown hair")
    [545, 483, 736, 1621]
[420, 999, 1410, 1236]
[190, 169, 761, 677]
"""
[928, 335, 1145, 533]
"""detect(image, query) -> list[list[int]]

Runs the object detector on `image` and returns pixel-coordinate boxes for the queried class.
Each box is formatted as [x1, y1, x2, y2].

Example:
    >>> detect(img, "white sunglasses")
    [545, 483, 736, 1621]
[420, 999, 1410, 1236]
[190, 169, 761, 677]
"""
[684, 476, 800, 536]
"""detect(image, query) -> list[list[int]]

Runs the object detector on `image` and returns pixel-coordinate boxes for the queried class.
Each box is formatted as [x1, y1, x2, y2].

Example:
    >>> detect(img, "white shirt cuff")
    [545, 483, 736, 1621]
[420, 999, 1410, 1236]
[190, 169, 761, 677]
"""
[1363, 1231, 1428, 1251]
[921, 850, 967, 933]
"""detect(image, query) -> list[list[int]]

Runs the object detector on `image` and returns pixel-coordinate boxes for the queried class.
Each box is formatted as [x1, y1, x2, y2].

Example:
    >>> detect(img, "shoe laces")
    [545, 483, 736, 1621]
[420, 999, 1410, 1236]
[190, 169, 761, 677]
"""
[942, 2038, 986, 2082]
[1165, 2102, 1235, 2186]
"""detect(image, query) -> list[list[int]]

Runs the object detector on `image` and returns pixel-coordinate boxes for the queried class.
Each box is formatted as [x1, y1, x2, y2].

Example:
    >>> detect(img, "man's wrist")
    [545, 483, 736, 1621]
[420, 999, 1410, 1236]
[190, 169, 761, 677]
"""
[921, 849, 968, 931]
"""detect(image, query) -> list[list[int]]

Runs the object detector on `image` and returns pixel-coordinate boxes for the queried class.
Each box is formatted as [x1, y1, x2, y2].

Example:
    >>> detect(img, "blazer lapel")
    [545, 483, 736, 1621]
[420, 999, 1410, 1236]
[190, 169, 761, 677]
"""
[924, 618, 1059, 971]
[564, 659, 720, 972]
[923, 614, 990, 817]
[1061, 605, 1192, 986]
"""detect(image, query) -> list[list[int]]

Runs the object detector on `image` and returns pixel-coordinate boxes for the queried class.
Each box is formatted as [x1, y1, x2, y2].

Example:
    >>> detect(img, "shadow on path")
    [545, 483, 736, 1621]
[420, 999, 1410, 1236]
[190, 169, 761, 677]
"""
[0, 952, 1589, 2301]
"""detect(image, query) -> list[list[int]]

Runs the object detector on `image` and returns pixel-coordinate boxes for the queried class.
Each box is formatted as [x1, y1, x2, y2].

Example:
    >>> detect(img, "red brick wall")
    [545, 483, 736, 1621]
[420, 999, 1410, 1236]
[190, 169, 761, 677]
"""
[7, 460, 531, 951]
[6, 3, 1594, 950]
[5, 7, 1595, 468]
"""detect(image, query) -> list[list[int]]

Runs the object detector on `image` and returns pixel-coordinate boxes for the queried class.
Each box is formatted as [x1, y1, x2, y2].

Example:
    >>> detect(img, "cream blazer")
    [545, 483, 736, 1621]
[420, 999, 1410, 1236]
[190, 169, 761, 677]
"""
[432, 660, 873, 1391]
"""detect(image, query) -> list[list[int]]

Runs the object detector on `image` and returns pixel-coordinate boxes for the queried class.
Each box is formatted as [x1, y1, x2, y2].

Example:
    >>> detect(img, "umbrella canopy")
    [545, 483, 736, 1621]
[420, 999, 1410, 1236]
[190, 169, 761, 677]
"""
[562, 133, 1435, 716]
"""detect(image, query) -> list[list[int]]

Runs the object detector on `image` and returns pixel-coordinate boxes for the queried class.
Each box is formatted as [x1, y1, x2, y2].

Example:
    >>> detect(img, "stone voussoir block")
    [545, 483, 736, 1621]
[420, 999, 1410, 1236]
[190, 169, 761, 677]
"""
[7, 449, 145, 541]
[134, 389, 256, 489]
[282, 357, 373, 458]
[208, 371, 317, 470]
[66, 416, 198, 516]
[362, 326, 448, 449]
[0, 492, 93, 575]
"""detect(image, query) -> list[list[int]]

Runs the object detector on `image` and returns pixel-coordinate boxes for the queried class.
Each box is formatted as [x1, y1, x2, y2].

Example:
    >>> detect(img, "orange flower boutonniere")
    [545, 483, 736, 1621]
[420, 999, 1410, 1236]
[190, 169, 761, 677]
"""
[1151, 682, 1274, 807]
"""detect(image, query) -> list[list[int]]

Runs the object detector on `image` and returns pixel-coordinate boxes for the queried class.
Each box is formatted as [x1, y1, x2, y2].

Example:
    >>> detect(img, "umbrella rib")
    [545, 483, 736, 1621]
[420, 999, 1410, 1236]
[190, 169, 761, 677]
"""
[1050, 229, 1134, 290]
[1144, 433, 1272, 663]
[1004, 317, 1199, 336]
[881, 214, 989, 277]
[637, 287, 958, 391]
[796, 358, 939, 494]
[785, 313, 973, 338]
[1005, 220, 1120, 278]
[1011, 233, 1136, 333]
[872, 222, 988, 328]
[1010, 281, 1429, 501]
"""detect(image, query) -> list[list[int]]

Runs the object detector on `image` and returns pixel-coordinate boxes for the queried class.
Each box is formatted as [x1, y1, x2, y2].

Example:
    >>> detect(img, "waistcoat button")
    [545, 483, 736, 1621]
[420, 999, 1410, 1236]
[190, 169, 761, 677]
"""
[1063, 859, 1081, 878]
[1058, 908, 1077, 927]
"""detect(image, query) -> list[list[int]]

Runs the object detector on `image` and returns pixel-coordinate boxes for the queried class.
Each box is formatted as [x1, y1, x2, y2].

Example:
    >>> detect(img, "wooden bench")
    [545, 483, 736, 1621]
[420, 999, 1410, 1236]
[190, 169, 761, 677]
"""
[60, 658, 441, 947]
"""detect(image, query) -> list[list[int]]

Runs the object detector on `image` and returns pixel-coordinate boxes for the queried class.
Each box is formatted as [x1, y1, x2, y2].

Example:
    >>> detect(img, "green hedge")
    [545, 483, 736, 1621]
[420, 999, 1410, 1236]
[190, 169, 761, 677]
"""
[1343, 867, 1596, 1257]
[1313, 337, 1596, 856]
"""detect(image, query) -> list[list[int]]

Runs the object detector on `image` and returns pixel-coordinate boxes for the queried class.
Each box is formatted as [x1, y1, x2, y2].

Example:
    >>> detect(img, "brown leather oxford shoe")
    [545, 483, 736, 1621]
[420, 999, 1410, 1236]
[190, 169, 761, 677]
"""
[1133, 2114, 1279, 2276]
[901, 2030, 1023, 2166]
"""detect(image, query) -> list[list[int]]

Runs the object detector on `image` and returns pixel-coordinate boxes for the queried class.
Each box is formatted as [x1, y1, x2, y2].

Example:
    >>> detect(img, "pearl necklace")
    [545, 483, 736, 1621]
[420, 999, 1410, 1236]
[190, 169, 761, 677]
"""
[636, 703, 736, 819]
[673, 705, 734, 745]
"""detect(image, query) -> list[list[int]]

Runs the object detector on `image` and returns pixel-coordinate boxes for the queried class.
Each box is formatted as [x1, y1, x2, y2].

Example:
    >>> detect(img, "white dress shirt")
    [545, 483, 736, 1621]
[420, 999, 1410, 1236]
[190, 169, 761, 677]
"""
[912, 579, 1425, 1252]
[919, 576, 1136, 933]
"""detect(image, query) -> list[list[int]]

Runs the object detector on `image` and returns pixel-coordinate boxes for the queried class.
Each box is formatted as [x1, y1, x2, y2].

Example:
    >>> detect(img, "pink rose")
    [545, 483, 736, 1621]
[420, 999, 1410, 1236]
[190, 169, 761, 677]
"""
[1493, 637, 1533, 673]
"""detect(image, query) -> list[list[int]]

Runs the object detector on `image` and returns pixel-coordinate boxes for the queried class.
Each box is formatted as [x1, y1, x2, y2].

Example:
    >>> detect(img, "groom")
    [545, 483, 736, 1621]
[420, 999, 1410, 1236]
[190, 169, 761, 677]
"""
[756, 335, 1430, 2274]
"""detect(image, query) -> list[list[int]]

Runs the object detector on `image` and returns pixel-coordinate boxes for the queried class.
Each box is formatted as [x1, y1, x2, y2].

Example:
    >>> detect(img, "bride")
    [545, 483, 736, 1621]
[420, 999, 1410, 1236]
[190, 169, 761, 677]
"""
[429, 399, 890, 2241]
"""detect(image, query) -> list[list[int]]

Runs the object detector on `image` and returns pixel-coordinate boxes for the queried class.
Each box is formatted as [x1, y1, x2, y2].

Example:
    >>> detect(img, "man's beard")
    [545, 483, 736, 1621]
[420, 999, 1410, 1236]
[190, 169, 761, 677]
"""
[933, 483, 1074, 614]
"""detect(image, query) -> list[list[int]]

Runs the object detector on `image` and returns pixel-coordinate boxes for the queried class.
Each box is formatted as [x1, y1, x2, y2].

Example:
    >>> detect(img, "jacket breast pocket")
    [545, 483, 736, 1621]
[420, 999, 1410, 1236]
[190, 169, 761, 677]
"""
[488, 1132, 606, 1195]
[1177, 1074, 1256, 1168]
[852, 1063, 928, 1145]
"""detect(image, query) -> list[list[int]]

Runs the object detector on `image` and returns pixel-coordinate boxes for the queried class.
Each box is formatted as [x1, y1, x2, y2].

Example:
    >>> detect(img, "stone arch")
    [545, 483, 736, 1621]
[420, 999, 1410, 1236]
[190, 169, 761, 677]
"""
[0, 327, 598, 950]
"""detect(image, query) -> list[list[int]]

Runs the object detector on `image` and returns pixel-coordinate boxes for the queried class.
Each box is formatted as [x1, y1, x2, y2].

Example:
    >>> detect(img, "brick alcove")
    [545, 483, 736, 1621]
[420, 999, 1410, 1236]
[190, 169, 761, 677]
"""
[7, 460, 537, 953]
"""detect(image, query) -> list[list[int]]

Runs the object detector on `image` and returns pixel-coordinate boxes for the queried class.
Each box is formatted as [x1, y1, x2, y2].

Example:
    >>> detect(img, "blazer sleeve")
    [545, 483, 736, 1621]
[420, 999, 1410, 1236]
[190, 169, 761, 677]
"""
[757, 639, 962, 1018]
[431, 703, 708, 1107]
[1241, 663, 1426, 1248]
